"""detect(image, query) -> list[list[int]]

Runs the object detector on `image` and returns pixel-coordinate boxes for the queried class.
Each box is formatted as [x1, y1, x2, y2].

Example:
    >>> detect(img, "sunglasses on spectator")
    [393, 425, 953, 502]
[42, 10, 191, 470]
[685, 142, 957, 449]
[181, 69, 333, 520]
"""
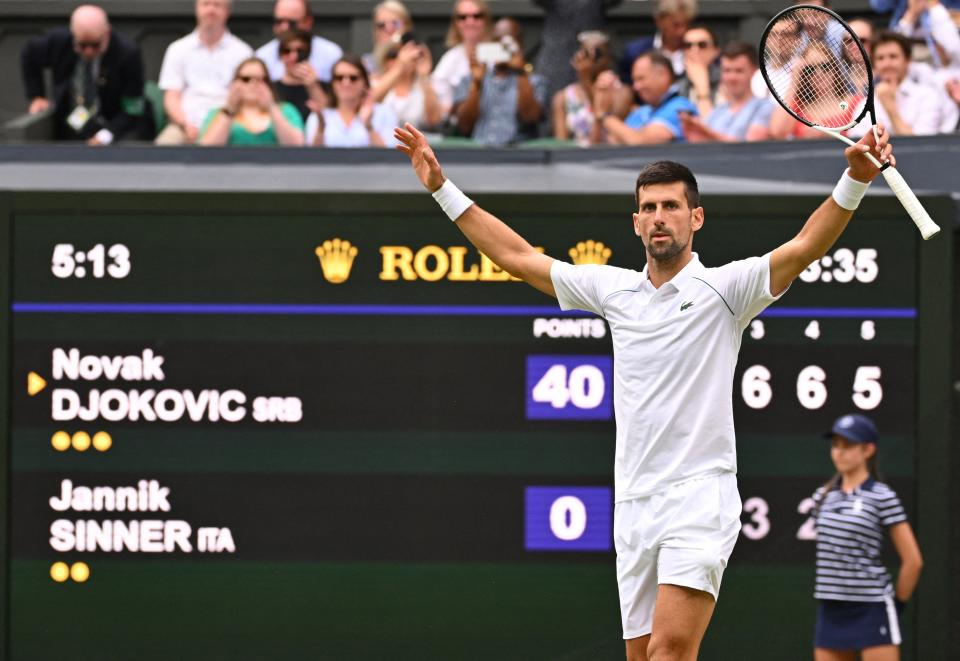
[802, 63, 834, 75]
[273, 17, 299, 26]
[770, 28, 800, 38]
[844, 36, 871, 46]
[456, 12, 486, 21]
[333, 74, 362, 82]
[280, 47, 309, 57]
[238, 75, 266, 83]
[682, 40, 713, 50]
[376, 19, 403, 31]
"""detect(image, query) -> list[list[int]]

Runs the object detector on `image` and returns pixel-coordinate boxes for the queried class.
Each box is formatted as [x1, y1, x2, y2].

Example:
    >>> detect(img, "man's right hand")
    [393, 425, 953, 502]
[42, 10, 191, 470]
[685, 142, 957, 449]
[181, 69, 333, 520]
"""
[29, 97, 50, 114]
[394, 123, 445, 192]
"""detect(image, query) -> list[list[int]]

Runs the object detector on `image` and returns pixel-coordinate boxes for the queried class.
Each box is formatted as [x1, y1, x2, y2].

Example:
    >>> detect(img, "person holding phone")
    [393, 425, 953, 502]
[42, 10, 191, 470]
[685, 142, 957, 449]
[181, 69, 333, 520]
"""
[811, 414, 923, 661]
[432, 0, 492, 118]
[369, 39, 443, 130]
[363, 1, 414, 81]
[453, 17, 547, 145]
[274, 29, 329, 121]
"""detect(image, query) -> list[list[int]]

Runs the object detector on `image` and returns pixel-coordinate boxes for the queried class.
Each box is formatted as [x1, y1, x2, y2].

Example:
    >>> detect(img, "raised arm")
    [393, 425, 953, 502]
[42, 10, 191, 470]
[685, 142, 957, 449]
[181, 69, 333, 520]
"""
[395, 123, 556, 297]
[768, 124, 893, 296]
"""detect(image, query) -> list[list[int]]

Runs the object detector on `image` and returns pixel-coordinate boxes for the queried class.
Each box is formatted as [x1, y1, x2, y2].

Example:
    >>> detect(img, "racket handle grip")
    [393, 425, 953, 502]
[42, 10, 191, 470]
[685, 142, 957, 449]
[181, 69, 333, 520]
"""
[881, 167, 940, 240]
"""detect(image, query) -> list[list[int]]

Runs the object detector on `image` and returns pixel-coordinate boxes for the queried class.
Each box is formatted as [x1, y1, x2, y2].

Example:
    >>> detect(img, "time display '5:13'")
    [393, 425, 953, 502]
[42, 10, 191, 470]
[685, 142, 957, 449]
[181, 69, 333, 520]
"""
[51, 244, 131, 279]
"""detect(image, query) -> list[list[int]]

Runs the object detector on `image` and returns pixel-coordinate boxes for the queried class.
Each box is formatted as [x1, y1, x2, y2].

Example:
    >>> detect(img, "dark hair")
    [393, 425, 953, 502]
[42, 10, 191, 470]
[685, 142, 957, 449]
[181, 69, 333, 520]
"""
[330, 54, 371, 108]
[279, 28, 313, 54]
[685, 24, 717, 48]
[873, 30, 911, 59]
[720, 40, 757, 67]
[635, 161, 700, 208]
[637, 50, 676, 83]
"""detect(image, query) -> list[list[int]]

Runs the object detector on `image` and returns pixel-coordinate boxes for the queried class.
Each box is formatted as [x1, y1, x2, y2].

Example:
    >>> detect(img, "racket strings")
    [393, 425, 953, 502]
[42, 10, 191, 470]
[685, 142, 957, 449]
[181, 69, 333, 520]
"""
[762, 8, 869, 129]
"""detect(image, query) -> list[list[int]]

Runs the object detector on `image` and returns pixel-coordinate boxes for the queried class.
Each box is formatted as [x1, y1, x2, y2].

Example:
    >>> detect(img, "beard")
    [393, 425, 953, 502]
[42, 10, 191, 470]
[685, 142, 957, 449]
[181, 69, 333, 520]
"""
[647, 231, 687, 263]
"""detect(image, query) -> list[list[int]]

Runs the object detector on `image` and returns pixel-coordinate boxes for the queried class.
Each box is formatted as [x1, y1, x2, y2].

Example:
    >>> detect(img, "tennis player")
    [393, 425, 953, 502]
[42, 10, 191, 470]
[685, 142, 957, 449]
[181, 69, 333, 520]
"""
[394, 122, 893, 661]
[812, 414, 923, 661]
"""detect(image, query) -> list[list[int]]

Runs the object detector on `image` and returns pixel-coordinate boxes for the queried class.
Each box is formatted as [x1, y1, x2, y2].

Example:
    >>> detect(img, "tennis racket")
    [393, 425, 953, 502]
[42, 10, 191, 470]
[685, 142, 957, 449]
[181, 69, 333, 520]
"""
[759, 4, 940, 239]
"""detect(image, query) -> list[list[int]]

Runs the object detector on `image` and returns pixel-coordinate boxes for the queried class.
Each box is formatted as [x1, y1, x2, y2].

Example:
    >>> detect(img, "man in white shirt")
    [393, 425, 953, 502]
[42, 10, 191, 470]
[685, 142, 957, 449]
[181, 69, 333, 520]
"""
[850, 30, 944, 137]
[255, 0, 342, 83]
[155, 0, 252, 145]
[394, 120, 895, 660]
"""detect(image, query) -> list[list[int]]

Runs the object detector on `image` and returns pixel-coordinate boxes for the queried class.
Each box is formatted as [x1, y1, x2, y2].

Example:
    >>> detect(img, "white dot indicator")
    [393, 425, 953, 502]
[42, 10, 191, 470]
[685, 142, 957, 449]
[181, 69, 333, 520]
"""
[822, 271, 833, 282]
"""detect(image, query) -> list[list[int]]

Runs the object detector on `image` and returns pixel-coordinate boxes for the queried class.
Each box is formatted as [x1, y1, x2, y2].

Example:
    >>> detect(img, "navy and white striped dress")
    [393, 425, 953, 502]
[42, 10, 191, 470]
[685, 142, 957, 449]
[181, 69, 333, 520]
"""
[812, 478, 907, 602]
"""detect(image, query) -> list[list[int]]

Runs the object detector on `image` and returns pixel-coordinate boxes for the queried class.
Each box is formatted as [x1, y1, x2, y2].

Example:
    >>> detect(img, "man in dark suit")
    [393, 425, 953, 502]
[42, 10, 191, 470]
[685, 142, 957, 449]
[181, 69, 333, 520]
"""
[617, 0, 695, 83]
[21, 4, 149, 143]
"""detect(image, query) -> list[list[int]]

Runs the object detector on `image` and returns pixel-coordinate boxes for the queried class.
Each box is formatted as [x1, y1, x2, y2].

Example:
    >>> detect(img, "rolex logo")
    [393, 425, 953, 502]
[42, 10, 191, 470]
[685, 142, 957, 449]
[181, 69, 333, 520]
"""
[569, 240, 612, 265]
[315, 238, 358, 284]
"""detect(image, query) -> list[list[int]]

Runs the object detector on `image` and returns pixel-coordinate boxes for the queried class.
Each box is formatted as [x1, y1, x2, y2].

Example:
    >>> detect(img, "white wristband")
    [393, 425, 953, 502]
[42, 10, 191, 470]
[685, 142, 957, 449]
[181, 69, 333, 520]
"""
[432, 179, 474, 222]
[831, 169, 871, 211]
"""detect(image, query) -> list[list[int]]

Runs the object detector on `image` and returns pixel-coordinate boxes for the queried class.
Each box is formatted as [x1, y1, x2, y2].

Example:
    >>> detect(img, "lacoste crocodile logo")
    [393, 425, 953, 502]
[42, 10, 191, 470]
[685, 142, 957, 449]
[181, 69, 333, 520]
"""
[680, 301, 695, 312]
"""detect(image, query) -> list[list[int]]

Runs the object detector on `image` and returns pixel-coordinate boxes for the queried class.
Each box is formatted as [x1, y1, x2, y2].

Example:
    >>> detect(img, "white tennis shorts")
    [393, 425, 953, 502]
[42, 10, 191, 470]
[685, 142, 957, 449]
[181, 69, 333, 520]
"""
[614, 472, 742, 639]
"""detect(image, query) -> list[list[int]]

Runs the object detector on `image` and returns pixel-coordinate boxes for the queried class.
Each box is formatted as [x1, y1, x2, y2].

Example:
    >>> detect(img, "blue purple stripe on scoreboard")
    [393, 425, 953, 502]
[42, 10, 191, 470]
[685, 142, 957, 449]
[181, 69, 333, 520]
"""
[11, 303, 918, 318]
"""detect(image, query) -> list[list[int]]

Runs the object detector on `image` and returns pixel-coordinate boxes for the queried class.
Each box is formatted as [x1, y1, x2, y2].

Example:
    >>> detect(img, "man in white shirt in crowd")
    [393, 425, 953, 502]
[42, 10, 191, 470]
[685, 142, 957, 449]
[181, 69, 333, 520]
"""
[681, 41, 773, 142]
[155, 0, 252, 145]
[850, 30, 946, 137]
[394, 115, 894, 661]
[256, 0, 342, 83]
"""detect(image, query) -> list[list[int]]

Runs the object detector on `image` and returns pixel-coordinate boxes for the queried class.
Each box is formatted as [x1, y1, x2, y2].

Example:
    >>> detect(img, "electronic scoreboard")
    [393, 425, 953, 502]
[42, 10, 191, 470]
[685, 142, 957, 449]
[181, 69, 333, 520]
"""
[0, 190, 951, 660]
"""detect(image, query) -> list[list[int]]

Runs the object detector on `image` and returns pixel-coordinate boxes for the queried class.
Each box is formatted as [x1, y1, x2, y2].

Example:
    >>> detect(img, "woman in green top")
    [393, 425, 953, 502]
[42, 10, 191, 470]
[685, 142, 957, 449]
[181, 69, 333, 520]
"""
[200, 57, 305, 146]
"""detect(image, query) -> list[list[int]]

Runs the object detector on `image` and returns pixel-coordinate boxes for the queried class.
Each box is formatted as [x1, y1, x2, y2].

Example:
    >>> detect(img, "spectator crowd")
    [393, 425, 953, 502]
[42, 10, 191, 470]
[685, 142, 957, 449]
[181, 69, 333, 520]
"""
[19, 0, 960, 148]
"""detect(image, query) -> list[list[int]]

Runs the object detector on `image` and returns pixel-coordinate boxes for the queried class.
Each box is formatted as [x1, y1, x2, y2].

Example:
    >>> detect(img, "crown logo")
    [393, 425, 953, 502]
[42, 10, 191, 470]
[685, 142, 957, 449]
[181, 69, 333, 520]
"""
[569, 240, 612, 265]
[315, 238, 358, 284]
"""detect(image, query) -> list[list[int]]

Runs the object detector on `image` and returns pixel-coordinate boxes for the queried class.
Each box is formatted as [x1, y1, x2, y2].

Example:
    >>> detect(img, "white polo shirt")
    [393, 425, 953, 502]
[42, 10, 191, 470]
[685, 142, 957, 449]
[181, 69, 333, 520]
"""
[255, 35, 343, 83]
[551, 252, 784, 502]
[158, 30, 253, 128]
[848, 79, 941, 138]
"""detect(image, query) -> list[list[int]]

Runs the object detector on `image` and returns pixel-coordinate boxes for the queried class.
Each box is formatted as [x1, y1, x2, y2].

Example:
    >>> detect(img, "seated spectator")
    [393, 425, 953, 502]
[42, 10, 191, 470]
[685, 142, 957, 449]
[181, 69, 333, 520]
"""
[433, 0, 493, 118]
[20, 5, 148, 143]
[680, 41, 773, 142]
[370, 39, 442, 130]
[892, 0, 960, 67]
[256, 0, 342, 84]
[305, 55, 399, 147]
[199, 57, 305, 145]
[156, 0, 252, 145]
[595, 50, 698, 145]
[857, 14, 960, 131]
[551, 30, 632, 145]
[274, 29, 329, 121]
[453, 17, 547, 146]
[769, 42, 861, 139]
[363, 1, 414, 80]
[679, 24, 721, 117]
[619, 0, 696, 81]
[849, 31, 943, 136]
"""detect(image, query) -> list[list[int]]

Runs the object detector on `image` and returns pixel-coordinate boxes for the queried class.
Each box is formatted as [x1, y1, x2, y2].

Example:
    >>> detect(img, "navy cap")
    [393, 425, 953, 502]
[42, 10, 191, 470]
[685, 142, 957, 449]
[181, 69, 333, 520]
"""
[824, 414, 879, 444]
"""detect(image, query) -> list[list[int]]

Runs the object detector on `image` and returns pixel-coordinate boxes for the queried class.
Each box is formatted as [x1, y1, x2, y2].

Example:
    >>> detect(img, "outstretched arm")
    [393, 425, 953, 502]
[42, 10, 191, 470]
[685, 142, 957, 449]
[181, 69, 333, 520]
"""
[768, 124, 893, 296]
[395, 123, 556, 297]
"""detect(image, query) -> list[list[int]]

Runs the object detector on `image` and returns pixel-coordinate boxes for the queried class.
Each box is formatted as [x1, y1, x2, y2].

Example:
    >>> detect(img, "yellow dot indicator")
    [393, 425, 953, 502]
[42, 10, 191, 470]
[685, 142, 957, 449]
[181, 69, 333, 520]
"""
[70, 562, 90, 583]
[50, 562, 70, 583]
[71, 431, 91, 452]
[92, 432, 112, 452]
[51, 431, 71, 452]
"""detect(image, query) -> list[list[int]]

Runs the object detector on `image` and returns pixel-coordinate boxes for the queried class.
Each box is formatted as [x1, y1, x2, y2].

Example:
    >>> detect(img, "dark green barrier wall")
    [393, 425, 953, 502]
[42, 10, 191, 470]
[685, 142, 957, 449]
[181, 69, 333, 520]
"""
[0, 191, 952, 660]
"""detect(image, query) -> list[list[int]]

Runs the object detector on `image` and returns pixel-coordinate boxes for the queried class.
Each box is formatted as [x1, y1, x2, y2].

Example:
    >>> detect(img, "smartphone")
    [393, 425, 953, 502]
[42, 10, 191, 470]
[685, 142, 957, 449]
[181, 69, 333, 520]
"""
[296, 49, 309, 63]
[400, 31, 417, 45]
[476, 41, 511, 66]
